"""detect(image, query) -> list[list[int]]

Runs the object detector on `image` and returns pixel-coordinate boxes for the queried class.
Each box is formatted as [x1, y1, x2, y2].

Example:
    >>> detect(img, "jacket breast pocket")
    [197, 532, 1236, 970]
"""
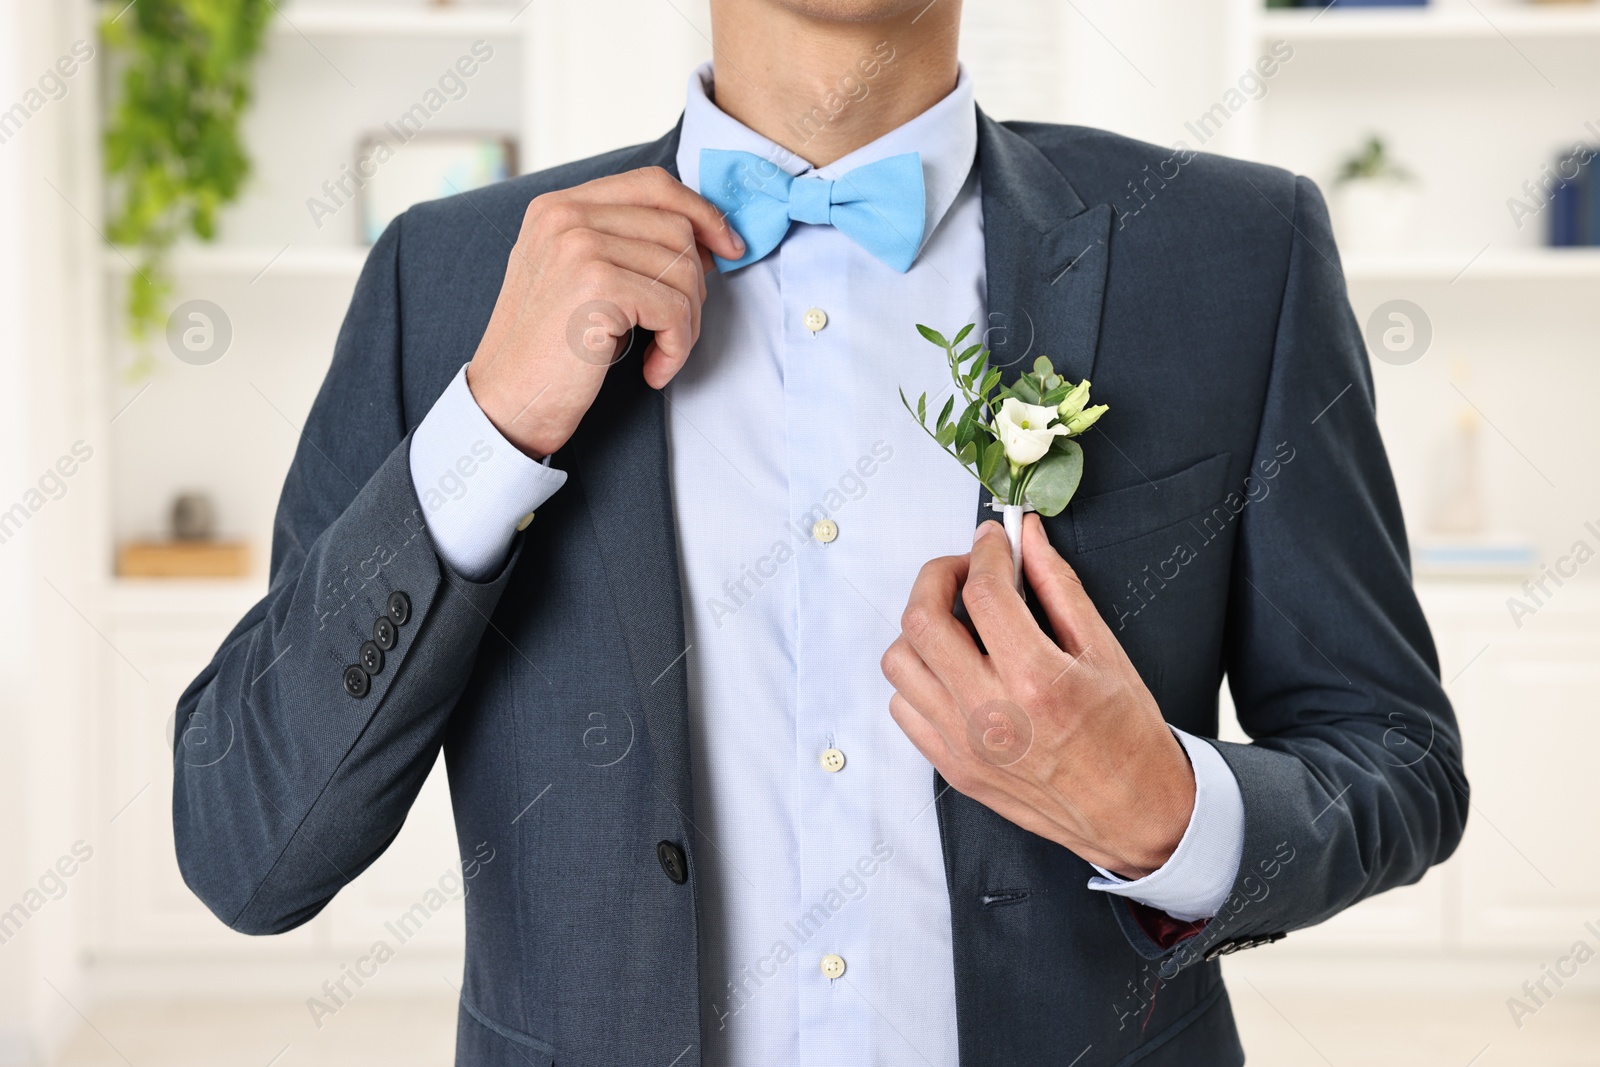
[1070, 452, 1233, 556]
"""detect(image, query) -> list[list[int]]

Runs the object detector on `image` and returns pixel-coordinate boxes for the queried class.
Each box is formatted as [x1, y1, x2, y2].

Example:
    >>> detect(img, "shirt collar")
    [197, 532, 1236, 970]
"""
[675, 61, 977, 257]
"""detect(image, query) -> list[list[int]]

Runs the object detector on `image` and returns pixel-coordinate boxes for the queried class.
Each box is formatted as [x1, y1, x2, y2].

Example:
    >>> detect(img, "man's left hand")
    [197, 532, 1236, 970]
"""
[882, 515, 1195, 879]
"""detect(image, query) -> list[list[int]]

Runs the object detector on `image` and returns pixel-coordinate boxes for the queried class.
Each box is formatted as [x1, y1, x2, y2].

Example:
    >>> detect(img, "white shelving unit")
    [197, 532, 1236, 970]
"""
[1215, 0, 1600, 980]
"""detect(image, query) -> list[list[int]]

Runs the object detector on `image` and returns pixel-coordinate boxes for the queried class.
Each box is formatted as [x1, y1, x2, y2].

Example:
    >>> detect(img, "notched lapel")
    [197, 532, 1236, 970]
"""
[977, 110, 1112, 390]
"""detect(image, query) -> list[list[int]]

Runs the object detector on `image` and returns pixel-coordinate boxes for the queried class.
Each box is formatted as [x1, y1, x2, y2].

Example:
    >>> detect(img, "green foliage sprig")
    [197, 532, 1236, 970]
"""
[102, 0, 272, 364]
[901, 323, 1107, 517]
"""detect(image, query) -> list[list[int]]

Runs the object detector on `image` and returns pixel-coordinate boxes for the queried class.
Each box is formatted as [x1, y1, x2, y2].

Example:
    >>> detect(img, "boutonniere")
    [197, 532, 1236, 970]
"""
[901, 323, 1108, 588]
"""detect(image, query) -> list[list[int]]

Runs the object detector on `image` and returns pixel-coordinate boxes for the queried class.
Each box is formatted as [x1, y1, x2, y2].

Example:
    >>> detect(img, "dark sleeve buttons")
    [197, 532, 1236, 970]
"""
[359, 641, 385, 675]
[372, 615, 396, 651]
[343, 665, 370, 698]
[387, 591, 411, 626]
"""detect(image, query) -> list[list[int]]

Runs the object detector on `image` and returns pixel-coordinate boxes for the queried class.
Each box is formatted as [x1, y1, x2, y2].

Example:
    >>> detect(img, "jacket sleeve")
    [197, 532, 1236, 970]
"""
[1115, 175, 1470, 971]
[171, 212, 520, 934]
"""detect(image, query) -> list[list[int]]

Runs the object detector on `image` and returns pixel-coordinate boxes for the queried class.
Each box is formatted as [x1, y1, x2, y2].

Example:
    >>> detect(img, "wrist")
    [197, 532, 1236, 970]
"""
[465, 362, 560, 460]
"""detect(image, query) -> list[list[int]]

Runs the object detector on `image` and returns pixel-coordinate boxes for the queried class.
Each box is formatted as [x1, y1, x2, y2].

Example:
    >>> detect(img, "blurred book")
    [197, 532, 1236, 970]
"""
[1414, 538, 1538, 579]
[117, 541, 250, 579]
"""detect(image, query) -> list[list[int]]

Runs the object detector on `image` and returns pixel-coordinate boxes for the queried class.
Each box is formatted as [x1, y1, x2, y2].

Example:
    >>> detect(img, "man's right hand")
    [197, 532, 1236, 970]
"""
[465, 166, 745, 459]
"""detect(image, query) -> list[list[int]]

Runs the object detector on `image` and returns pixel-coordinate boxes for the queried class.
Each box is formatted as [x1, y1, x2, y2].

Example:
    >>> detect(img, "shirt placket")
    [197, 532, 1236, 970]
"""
[780, 224, 876, 1065]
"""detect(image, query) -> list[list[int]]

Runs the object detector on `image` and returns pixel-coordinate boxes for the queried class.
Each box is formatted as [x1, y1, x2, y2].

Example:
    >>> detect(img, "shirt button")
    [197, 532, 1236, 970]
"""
[802, 307, 828, 333]
[820, 748, 846, 773]
[516, 511, 535, 532]
[820, 954, 846, 980]
[812, 518, 838, 544]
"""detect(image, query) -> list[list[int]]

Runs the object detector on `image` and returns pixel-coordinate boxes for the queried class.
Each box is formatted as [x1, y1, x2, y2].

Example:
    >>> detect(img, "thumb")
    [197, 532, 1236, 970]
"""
[1021, 514, 1095, 655]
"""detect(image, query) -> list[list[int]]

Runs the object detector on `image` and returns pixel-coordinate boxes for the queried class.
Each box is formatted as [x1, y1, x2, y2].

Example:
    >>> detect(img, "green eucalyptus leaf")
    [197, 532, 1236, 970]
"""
[1010, 377, 1043, 405]
[935, 395, 955, 432]
[1032, 356, 1054, 376]
[980, 367, 1001, 398]
[916, 324, 948, 347]
[1040, 382, 1070, 407]
[951, 323, 975, 347]
[957, 440, 979, 469]
[987, 459, 1012, 502]
[955, 400, 982, 450]
[935, 423, 957, 448]
[917, 393, 927, 423]
[979, 439, 1004, 487]
[957, 343, 984, 365]
[1022, 441, 1084, 517]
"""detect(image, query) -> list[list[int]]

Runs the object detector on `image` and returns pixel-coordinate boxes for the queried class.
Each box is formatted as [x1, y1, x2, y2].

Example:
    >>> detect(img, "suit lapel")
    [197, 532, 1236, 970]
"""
[976, 109, 1112, 397]
[569, 122, 700, 817]
[971, 110, 1114, 540]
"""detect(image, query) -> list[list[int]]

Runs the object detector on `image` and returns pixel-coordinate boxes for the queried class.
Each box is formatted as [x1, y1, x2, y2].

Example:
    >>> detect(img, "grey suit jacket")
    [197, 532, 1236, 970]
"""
[173, 113, 1468, 1066]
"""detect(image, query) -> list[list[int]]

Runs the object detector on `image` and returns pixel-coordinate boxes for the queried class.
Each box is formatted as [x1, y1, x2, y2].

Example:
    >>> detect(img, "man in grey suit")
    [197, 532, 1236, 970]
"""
[173, 1, 1468, 1063]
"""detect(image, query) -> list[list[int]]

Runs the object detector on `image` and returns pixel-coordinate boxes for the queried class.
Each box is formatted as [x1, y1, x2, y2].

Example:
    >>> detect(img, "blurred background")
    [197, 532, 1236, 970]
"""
[1, 0, 1597, 1063]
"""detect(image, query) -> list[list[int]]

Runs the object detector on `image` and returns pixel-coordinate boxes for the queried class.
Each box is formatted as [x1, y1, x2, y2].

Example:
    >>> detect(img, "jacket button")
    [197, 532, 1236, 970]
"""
[343, 665, 370, 698]
[387, 591, 412, 626]
[656, 840, 688, 884]
[372, 615, 397, 651]
[359, 640, 385, 675]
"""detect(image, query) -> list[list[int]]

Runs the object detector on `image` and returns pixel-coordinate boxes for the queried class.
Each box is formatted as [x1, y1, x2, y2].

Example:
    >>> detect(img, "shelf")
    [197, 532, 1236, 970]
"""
[271, 3, 526, 37]
[1262, 6, 1600, 43]
[1342, 247, 1600, 281]
[104, 245, 371, 279]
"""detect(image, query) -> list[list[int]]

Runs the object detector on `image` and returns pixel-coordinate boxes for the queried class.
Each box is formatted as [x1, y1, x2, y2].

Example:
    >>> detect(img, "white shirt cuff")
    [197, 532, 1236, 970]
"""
[408, 364, 568, 581]
[1085, 728, 1245, 923]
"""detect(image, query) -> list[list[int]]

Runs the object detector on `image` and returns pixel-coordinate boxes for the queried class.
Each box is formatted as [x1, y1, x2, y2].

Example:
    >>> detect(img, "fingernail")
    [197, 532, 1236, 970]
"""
[973, 521, 998, 544]
[730, 227, 746, 254]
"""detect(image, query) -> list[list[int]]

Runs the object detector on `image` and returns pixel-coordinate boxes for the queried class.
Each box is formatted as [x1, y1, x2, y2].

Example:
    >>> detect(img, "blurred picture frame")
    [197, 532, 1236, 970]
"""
[356, 131, 518, 245]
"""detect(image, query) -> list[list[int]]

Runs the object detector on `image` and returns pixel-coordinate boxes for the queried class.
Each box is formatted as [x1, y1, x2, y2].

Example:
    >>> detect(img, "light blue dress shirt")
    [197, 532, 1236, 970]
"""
[409, 63, 1244, 1067]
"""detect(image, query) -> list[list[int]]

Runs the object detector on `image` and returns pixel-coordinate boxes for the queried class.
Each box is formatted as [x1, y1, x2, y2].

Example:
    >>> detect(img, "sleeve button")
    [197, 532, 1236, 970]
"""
[372, 615, 396, 651]
[343, 666, 370, 698]
[359, 641, 385, 675]
[387, 591, 412, 626]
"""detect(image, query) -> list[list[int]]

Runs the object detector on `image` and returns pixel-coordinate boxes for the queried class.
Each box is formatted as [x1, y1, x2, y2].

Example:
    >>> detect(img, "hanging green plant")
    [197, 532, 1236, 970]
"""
[102, 0, 273, 375]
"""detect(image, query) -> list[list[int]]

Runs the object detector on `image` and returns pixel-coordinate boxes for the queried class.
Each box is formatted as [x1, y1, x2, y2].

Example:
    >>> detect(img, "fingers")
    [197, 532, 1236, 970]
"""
[564, 203, 716, 274]
[889, 692, 958, 772]
[1020, 515, 1098, 656]
[965, 521, 1053, 667]
[573, 167, 745, 263]
[901, 554, 990, 698]
[881, 636, 963, 740]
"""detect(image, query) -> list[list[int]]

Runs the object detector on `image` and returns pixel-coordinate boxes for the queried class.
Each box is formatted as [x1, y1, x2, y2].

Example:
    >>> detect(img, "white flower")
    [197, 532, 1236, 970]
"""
[995, 397, 1068, 467]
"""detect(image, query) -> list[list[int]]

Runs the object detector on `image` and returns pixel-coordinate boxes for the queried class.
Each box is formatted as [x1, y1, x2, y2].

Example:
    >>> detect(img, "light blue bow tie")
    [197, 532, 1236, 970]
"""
[699, 148, 926, 273]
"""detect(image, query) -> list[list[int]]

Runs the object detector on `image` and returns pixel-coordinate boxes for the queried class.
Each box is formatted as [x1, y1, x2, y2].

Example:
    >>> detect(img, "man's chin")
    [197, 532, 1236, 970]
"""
[760, 0, 941, 24]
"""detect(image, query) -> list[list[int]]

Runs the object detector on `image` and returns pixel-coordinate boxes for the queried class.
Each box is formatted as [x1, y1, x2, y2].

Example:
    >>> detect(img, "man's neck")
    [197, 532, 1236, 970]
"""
[707, 0, 962, 168]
